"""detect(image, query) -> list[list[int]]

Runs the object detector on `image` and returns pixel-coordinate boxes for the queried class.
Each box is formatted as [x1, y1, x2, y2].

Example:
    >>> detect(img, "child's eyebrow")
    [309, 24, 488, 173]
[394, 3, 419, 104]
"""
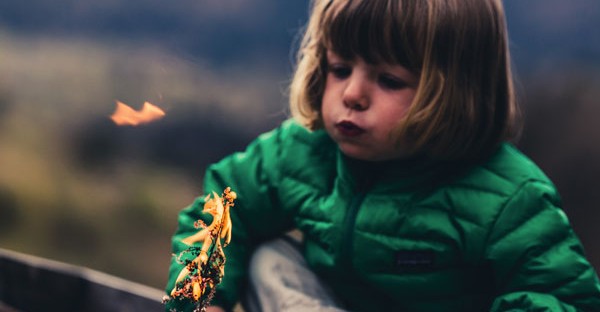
[325, 51, 341, 61]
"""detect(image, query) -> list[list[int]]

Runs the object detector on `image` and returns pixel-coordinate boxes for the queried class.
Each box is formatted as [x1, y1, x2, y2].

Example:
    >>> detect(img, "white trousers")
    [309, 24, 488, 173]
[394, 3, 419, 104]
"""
[243, 237, 347, 312]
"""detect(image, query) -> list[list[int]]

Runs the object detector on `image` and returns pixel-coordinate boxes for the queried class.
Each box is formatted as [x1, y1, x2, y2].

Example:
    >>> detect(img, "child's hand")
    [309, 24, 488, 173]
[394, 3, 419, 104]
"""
[205, 306, 225, 312]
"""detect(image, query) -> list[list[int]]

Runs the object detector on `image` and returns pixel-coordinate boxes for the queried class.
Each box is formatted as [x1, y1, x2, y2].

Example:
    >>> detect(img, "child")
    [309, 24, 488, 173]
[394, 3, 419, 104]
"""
[166, 0, 600, 311]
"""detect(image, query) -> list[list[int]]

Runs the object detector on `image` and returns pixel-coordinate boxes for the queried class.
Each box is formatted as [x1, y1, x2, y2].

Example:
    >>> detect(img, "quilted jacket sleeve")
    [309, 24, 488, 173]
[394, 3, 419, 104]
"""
[485, 180, 600, 311]
[165, 125, 295, 311]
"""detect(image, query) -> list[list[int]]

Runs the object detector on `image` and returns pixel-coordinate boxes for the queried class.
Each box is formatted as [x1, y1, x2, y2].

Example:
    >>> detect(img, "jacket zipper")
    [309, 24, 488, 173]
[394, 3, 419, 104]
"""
[339, 181, 371, 271]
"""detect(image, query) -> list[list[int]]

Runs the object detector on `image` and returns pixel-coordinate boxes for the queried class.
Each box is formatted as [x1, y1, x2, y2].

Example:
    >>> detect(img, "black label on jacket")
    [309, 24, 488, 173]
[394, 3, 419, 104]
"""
[395, 250, 435, 270]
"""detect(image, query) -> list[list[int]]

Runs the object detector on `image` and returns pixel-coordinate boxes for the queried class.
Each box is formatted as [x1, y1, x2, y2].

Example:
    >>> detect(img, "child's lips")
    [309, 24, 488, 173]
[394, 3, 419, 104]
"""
[335, 121, 365, 137]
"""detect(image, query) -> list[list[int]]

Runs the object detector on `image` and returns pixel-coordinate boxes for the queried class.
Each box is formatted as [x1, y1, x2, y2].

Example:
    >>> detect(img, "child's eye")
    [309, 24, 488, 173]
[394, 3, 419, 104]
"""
[328, 64, 352, 79]
[378, 74, 407, 90]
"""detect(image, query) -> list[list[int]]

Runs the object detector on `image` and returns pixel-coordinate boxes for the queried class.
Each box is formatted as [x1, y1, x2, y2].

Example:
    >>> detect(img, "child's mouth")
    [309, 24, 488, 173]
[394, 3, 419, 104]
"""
[335, 121, 365, 137]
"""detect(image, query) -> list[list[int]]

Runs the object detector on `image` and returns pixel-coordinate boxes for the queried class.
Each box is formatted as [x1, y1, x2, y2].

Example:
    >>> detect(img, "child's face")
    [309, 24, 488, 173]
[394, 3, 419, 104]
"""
[322, 50, 418, 161]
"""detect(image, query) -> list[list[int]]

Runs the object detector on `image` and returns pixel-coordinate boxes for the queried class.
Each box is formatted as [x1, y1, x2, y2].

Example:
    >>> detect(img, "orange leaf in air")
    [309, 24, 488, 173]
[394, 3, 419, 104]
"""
[110, 100, 165, 126]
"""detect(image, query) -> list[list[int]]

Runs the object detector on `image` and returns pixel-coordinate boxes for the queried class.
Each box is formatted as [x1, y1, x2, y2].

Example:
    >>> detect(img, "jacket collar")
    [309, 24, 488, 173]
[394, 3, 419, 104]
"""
[336, 150, 460, 193]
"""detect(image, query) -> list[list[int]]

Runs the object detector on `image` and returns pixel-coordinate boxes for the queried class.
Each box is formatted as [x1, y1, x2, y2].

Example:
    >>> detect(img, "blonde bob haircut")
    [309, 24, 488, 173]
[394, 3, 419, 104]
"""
[289, 0, 520, 161]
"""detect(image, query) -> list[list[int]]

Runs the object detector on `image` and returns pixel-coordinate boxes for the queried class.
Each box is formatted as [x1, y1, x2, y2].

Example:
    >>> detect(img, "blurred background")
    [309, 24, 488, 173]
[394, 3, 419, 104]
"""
[0, 0, 599, 293]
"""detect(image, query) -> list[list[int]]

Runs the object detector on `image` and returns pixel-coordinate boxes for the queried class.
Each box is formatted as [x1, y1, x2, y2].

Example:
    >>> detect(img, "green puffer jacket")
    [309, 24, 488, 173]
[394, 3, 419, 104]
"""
[166, 120, 600, 311]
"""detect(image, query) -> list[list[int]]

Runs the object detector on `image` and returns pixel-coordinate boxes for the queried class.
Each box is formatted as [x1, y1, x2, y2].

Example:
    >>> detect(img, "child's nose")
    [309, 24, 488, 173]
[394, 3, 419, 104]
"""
[342, 75, 370, 111]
